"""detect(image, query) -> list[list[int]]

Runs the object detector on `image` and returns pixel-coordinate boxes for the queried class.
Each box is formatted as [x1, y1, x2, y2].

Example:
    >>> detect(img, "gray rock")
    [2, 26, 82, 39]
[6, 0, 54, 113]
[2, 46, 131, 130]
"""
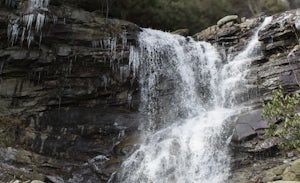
[217, 15, 240, 28]
[232, 109, 269, 142]
[233, 123, 256, 142]
[31, 181, 45, 183]
[46, 176, 64, 183]
[172, 29, 190, 36]
[57, 45, 72, 56]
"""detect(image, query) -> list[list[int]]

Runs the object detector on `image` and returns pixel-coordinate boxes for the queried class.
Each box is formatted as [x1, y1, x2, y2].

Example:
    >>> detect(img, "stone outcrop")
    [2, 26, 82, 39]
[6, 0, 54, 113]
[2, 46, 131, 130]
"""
[253, 158, 300, 182]
[0, 1, 140, 182]
[195, 10, 300, 182]
[195, 9, 300, 147]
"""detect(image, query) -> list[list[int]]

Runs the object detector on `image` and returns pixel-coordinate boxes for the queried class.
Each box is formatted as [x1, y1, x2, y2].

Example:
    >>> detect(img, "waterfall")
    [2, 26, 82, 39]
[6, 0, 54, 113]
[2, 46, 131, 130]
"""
[115, 17, 272, 183]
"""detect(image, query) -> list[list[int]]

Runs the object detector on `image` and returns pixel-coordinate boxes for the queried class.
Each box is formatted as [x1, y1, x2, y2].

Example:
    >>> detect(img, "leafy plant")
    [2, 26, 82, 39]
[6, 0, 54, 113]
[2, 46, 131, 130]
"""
[262, 86, 300, 150]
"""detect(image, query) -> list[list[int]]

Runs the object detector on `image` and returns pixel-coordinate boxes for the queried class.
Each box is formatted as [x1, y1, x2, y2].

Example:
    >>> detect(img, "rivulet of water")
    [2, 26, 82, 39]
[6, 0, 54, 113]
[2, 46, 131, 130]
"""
[115, 17, 272, 183]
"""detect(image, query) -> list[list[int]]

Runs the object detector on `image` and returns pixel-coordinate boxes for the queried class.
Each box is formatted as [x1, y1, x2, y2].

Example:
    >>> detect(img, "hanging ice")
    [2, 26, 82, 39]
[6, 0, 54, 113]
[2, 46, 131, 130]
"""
[120, 30, 128, 58]
[7, 0, 50, 47]
[36, 13, 46, 32]
[5, 0, 16, 8]
[7, 19, 20, 45]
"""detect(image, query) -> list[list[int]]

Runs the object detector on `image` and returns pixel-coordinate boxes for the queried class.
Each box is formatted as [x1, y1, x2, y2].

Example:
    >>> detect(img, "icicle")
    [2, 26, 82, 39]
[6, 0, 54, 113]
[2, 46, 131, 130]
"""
[5, 0, 16, 8]
[295, 10, 300, 31]
[11, 23, 19, 45]
[110, 37, 117, 61]
[21, 27, 26, 46]
[91, 40, 96, 48]
[23, 14, 35, 30]
[36, 13, 45, 32]
[53, 15, 58, 24]
[103, 38, 110, 49]
[100, 40, 103, 49]
[7, 22, 12, 41]
[129, 45, 140, 79]
[68, 59, 73, 74]
[39, 32, 43, 46]
[27, 33, 34, 48]
[91, 40, 100, 48]
[39, 134, 48, 153]
[120, 30, 128, 58]
[7, 0, 51, 47]
[102, 75, 108, 91]
[127, 91, 133, 108]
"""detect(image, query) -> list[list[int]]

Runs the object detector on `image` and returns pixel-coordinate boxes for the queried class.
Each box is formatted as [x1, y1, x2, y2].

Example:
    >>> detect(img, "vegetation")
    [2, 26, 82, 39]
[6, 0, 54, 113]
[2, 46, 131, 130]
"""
[262, 86, 300, 150]
[108, 0, 293, 33]
[231, 0, 289, 17]
[2, 0, 300, 34]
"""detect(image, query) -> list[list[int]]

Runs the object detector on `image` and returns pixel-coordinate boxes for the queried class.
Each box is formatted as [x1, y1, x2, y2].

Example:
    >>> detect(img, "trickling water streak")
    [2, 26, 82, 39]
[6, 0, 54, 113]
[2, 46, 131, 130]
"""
[116, 17, 272, 183]
[220, 17, 273, 107]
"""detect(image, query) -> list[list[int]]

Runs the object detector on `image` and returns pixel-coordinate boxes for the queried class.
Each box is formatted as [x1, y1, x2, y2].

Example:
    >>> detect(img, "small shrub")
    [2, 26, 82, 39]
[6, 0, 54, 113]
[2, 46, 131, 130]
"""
[262, 86, 300, 150]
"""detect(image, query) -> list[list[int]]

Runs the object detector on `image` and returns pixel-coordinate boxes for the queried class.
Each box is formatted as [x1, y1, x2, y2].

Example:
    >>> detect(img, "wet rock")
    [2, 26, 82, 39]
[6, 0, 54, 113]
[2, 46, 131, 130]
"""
[233, 123, 256, 142]
[217, 15, 240, 28]
[172, 29, 190, 36]
[232, 109, 269, 142]
[0, 2, 140, 182]
[46, 176, 64, 183]
[31, 181, 45, 183]
[194, 25, 218, 40]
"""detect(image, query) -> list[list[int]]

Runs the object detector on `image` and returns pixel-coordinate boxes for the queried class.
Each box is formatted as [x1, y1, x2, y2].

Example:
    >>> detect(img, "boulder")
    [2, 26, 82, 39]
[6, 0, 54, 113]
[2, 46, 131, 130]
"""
[232, 109, 269, 142]
[217, 15, 240, 28]
[233, 123, 256, 142]
[172, 29, 190, 36]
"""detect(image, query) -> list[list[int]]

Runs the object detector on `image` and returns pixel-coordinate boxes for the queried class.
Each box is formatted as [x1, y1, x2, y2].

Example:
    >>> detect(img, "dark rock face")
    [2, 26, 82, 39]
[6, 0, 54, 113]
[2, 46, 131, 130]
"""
[0, 1, 141, 182]
[195, 10, 300, 182]
[232, 109, 269, 142]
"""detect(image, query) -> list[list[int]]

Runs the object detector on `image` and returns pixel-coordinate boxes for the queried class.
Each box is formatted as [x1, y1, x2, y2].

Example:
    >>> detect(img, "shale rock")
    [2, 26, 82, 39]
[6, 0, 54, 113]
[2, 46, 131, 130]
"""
[172, 28, 190, 36]
[217, 15, 240, 28]
[0, 2, 140, 182]
[232, 109, 268, 142]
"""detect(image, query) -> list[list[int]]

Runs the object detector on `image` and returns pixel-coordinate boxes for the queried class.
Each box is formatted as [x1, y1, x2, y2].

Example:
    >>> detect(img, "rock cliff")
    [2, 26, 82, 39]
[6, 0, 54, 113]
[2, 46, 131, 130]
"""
[1, 1, 300, 182]
[0, 1, 140, 182]
[194, 11, 300, 182]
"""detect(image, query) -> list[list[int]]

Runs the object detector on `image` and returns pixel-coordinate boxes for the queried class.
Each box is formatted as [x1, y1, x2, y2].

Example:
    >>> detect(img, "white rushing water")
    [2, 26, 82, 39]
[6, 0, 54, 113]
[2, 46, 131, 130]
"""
[115, 17, 272, 183]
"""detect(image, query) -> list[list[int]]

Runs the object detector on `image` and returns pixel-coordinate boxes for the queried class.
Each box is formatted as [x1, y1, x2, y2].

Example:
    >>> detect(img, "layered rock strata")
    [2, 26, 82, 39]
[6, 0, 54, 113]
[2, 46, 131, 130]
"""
[0, 1, 140, 182]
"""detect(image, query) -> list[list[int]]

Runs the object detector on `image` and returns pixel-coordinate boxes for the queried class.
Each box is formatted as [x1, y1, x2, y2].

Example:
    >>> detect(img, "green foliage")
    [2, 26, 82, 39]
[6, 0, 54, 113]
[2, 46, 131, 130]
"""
[262, 86, 300, 150]
[110, 0, 234, 34]
[253, 0, 287, 15]
[109, 0, 289, 34]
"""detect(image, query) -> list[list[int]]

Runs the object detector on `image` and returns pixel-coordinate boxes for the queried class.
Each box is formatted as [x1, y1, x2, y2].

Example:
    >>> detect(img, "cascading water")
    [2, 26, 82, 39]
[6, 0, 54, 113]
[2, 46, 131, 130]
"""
[114, 17, 273, 183]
